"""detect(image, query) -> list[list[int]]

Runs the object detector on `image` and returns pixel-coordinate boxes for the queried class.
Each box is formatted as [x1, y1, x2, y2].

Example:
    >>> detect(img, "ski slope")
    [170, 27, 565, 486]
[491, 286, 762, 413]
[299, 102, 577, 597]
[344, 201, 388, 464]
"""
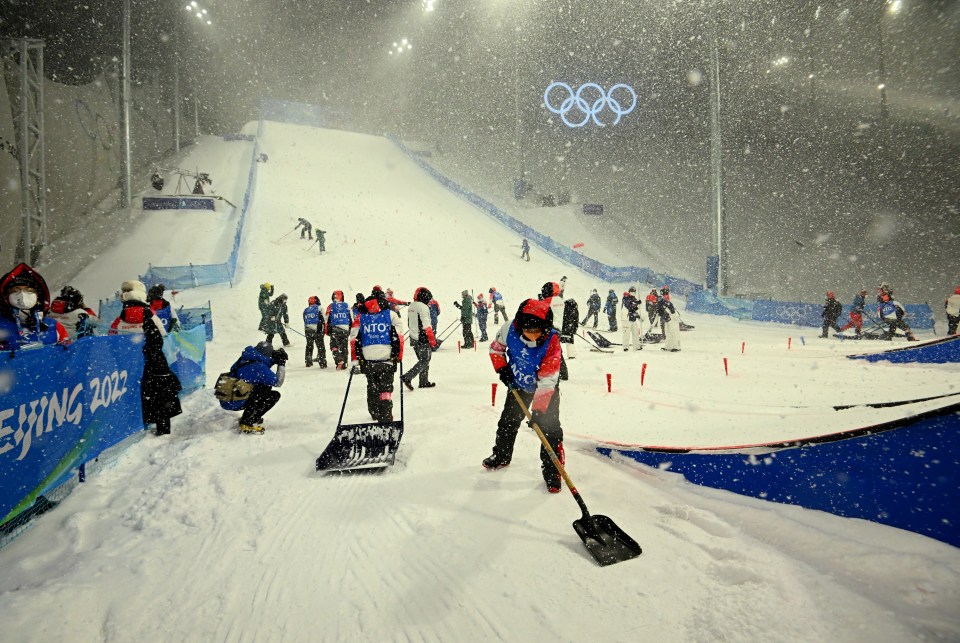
[2, 123, 958, 642]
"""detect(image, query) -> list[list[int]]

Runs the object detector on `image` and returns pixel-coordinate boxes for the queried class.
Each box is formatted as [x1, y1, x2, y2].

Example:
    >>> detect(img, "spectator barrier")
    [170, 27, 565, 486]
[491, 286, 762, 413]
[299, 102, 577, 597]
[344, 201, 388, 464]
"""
[98, 299, 214, 343]
[0, 331, 206, 543]
[686, 290, 935, 331]
[597, 404, 960, 548]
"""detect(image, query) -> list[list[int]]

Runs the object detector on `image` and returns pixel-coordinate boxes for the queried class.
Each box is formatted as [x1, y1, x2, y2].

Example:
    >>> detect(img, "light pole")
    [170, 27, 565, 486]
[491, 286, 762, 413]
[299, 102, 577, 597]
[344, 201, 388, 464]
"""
[177, 1, 213, 152]
[120, 0, 132, 207]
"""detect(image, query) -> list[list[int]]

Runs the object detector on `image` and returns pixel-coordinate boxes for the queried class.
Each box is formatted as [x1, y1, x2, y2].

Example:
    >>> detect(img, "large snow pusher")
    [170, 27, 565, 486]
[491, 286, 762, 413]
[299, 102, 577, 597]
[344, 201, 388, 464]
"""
[315, 364, 405, 473]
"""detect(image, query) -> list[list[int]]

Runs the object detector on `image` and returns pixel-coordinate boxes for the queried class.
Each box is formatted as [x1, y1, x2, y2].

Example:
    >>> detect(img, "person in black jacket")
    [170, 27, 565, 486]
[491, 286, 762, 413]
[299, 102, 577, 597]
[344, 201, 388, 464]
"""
[264, 293, 291, 346]
[603, 289, 618, 331]
[821, 291, 843, 338]
[581, 289, 601, 328]
[559, 298, 579, 380]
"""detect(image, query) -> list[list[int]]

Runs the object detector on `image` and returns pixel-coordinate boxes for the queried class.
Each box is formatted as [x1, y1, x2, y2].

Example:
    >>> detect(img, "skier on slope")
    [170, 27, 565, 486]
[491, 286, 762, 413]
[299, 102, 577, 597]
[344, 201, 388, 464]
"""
[295, 217, 313, 240]
[483, 298, 565, 494]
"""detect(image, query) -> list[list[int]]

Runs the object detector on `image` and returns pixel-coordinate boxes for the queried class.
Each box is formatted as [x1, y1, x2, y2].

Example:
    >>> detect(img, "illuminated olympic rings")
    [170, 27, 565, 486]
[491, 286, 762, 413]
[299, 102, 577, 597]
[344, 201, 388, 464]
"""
[543, 82, 637, 128]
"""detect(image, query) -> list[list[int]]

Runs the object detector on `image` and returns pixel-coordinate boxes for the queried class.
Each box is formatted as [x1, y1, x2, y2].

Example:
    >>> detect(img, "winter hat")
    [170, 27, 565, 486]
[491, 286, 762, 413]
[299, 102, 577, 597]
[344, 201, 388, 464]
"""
[489, 287, 496, 293]
[414, 287, 432, 304]
[262, 283, 272, 290]
[462, 290, 469, 298]
[955, 286, 960, 295]
[826, 291, 835, 299]
[308, 296, 319, 305]
[147, 284, 165, 301]
[628, 286, 637, 293]
[7, 272, 39, 292]
[120, 280, 147, 303]
[591, 289, 597, 294]
[515, 299, 553, 332]
[255, 341, 274, 359]
[540, 282, 560, 300]
[59, 286, 83, 308]
[332, 290, 344, 302]
[477, 293, 485, 300]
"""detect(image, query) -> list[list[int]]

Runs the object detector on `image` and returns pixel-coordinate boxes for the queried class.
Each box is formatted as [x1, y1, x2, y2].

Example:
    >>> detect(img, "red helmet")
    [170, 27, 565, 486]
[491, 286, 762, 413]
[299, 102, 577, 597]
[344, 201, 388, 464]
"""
[308, 296, 319, 305]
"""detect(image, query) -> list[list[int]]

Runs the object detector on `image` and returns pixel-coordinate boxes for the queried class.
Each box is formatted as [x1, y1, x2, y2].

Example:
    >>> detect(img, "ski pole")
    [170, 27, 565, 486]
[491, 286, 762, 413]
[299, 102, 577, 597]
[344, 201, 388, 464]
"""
[437, 318, 460, 341]
[275, 227, 297, 242]
[440, 319, 463, 342]
[282, 323, 307, 338]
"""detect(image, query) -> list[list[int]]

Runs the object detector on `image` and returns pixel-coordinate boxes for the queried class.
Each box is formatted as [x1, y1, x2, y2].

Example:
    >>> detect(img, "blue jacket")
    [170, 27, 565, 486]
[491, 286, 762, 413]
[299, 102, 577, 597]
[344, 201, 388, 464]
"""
[604, 291, 618, 315]
[219, 346, 279, 411]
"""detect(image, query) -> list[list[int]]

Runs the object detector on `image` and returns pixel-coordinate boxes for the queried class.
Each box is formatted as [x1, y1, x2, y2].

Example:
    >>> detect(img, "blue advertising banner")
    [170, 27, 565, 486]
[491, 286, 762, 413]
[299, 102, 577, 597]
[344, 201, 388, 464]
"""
[0, 336, 146, 523]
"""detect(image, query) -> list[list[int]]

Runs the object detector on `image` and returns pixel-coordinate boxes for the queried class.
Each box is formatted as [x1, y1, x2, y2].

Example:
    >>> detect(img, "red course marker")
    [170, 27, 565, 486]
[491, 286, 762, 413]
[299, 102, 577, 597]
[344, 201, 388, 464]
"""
[723, 357, 729, 376]
[788, 337, 792, 350]
[641, 363, 647, 386]
[491, 382, 498, 406]
[741, 341, 745, 354]
[606, 373, 612, 392]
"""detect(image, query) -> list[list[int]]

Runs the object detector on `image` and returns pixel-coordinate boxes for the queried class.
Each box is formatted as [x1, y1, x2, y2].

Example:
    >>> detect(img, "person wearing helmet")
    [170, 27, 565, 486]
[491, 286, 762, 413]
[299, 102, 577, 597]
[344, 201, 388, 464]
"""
[401, 287, 439, 390]
[48, 285, 100, 339]
[581, 288, 601, 329]
[147, 283, 180, 333]
[0, 263, 69, 351]
[878, 292, 917, 341]
[453, 289, 476, 349]
[484, 298, 565, 493]
[219, 340, 287, 433]
[325, 290, 353, 370]
[474, 293, 491, 342]
[839, 289, 868, 338]
[619, 286, 643, 351]
[820, 291, 843, 338]
[384, 288, 410, 312]
[350, 288, 407, 423]
[603, 289, 618, 331]
[489, 287, 509, 324]
[303, 295, 327, 368]
[946, 287, 960, 336]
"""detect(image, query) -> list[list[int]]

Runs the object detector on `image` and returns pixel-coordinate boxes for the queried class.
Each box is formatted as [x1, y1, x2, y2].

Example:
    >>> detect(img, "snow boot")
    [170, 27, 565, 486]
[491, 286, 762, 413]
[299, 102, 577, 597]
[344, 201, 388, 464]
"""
[419, 382, 436, 389]
[239, 423, 265, 434]
[401, 376, 414, 392]
[482, 454, 511, 470]
[306, 360, 313, 367]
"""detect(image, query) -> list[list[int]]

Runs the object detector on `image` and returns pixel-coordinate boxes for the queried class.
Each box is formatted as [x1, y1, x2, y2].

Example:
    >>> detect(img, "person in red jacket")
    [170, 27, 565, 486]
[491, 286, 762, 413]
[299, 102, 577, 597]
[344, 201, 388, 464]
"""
[384, 288, 410, 312]
[483, 298, 565, 493]
[0, 263, 68, 351]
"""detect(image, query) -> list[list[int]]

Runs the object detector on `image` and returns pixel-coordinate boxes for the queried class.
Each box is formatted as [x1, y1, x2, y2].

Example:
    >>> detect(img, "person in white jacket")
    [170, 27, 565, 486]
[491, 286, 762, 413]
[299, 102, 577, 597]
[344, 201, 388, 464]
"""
[657, 290, 682, 352]
[619, 286, 643, 351]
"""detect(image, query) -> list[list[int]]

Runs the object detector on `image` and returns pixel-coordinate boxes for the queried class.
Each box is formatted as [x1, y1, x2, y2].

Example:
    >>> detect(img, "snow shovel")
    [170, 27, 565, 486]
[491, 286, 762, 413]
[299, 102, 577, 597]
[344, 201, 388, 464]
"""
[510, 389, 642, 567]
[315, 363, 405, 473]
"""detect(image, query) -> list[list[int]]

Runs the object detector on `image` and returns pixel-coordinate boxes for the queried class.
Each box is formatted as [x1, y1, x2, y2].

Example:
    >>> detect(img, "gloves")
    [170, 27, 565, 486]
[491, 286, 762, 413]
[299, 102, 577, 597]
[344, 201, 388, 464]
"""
[272, 348, 288, 366]
[431, 338, 443, 352]
[527, 410, 545, 429]
[496, 366, 514, 388]
[453, 302, 461, 309]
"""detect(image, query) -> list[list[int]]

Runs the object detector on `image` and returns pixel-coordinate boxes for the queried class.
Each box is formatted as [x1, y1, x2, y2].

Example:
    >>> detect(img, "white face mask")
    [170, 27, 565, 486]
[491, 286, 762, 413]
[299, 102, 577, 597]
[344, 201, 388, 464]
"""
[8, 291, 38, 310]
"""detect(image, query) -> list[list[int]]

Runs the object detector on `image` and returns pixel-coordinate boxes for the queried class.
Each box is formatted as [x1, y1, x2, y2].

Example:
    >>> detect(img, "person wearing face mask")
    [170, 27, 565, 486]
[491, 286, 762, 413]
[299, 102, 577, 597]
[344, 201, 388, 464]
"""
[0, 263, 68, 351]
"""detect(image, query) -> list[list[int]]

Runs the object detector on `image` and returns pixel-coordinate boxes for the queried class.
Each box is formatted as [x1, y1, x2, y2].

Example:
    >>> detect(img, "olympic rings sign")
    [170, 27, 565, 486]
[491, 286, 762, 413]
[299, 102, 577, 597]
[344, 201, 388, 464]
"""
[543, 82, 637, 128]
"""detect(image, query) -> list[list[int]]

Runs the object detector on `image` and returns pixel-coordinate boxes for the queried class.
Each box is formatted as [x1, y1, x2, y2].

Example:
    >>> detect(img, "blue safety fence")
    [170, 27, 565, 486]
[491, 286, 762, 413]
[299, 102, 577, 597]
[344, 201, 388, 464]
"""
[387, 134, 705, 298]
[97, 299, 214, 342]
[686, 290, 935, 330]
[132, 115, 263, 292]
[597, 405, 960, 548]
[0, 332, 207, 541]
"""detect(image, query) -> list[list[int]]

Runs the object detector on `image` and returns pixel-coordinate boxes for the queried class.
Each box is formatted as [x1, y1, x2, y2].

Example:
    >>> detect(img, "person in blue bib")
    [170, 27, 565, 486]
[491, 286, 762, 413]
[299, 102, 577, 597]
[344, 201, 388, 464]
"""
[303, 295, 327, 368]
[483, 298, 565, 493]
[350, 287, 406, 423]
[325, 290, 353, 370]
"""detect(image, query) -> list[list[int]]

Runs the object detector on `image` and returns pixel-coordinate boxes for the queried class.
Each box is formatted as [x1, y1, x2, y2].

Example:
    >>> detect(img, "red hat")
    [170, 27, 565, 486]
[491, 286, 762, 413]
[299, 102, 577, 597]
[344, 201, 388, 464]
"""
[516, 298, 553, 332]
[827, 291, 835, 298]
[955, 286, 960, 295]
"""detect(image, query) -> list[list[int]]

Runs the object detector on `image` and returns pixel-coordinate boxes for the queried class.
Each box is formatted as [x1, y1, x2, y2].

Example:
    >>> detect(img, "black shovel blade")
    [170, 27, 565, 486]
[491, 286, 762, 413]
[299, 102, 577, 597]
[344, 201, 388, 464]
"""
[572, 514, 643, 567]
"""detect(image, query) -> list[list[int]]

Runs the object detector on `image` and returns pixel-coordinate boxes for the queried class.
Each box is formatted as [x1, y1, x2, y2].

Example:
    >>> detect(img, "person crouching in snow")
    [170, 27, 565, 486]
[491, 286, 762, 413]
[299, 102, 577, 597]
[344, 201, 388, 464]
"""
[220, 341, 287, 433]
[483, 298, 565, 494]
[0, 263, 69, 351]
[350, 288, 406, 423]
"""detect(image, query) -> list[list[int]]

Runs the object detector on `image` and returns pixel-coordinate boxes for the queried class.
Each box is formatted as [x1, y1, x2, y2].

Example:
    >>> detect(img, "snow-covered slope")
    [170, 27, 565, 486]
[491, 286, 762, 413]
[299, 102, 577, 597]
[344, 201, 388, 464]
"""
[2, 123, 958, 642]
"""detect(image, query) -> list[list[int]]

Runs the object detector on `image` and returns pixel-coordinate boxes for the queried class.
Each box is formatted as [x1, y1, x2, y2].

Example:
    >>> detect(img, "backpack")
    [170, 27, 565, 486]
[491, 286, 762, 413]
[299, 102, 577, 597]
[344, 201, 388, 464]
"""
[214, 372, 254, 402]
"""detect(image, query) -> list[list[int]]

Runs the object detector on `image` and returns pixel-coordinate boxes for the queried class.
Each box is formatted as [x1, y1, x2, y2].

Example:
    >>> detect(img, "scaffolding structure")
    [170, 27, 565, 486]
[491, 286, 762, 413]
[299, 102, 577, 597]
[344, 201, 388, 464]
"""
[2, 38, 47, 265]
